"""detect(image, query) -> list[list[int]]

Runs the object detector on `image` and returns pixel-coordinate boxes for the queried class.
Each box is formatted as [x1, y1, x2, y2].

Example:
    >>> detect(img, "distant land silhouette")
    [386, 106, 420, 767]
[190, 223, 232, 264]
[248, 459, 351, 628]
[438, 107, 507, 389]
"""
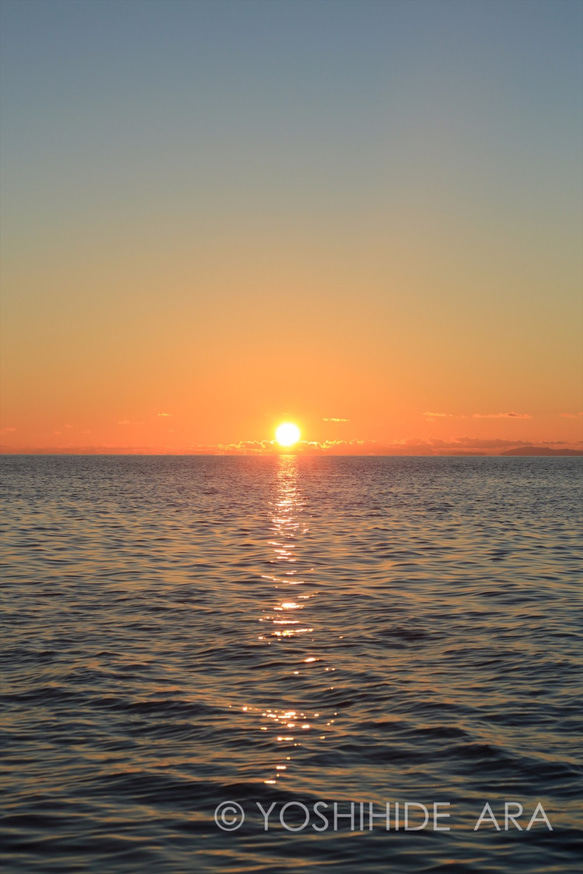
[501, 447, 583, 457]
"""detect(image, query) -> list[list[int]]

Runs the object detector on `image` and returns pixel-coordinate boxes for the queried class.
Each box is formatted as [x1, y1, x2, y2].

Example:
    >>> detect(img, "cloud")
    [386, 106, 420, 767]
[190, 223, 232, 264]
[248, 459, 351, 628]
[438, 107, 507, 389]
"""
[304, 439, 365, 451]
[396, 437, 582, 453]
[323, 418, 349, 422]
[472, 412, 531, 419]
[117, 420, 146, 425]
[203, 439, 368, 456]
[561, 412, 583, 418]
[215, 440, 272, 455]
[0, 444, 175, 455]
[425, 411, 531, 420]
[3, 436, 581, 456]
[157, 412, 171, 417]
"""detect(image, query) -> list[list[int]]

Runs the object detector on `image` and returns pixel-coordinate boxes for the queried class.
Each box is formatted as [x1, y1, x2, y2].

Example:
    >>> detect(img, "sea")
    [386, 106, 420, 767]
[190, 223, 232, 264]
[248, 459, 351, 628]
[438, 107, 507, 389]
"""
[1, 455, 582, 873]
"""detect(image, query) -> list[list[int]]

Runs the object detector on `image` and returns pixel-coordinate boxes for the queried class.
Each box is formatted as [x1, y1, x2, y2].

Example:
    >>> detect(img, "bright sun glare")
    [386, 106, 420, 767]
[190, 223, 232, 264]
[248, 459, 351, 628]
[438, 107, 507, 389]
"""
[275, 422, 300, 447]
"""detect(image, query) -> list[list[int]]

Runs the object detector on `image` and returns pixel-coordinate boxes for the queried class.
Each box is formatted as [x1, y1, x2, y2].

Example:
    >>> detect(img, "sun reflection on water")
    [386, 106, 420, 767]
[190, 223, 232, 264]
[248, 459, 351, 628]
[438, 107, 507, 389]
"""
[256, 455, 332, 784]
[230, 456, 340, 786]
[258, 456, 314, 643]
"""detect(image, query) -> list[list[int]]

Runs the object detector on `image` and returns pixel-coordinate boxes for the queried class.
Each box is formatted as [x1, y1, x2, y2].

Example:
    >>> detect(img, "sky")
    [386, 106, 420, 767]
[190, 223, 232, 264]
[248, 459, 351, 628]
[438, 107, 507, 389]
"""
[1, 0, 582, 454]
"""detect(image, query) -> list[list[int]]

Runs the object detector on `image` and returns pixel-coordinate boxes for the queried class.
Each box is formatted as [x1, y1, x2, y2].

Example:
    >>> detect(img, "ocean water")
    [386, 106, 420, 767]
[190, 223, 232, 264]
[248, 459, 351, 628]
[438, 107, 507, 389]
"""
[1, 455, 581, 873]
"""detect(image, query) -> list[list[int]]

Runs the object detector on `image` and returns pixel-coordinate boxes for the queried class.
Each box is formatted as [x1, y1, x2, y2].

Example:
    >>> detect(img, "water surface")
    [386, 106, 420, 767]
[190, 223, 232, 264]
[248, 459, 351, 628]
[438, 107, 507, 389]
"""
[1, 456, 581, 872]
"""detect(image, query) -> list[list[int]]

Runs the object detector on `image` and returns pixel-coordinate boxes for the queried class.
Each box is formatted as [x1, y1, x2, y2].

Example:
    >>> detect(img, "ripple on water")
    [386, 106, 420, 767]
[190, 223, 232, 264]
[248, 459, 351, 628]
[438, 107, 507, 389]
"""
[0, 455, 581, 872]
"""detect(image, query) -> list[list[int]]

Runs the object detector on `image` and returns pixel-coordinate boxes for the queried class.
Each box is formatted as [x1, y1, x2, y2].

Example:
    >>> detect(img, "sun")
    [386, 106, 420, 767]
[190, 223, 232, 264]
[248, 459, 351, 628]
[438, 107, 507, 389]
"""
[275, 422, 301, 447]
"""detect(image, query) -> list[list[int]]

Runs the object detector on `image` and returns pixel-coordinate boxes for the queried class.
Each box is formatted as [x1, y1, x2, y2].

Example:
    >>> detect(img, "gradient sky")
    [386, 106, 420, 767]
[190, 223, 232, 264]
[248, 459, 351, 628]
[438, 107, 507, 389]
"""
[1, 0, 582, 454]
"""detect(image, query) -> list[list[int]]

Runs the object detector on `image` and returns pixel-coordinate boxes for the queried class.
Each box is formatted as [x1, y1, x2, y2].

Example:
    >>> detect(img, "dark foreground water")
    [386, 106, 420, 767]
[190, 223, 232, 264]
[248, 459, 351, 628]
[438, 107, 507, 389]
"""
[1, 455, 582, 873]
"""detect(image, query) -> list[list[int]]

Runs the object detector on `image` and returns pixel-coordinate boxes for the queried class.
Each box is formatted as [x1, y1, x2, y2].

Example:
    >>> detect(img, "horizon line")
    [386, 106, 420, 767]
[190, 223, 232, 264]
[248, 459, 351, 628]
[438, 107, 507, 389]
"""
[1, 450, 582, 458]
